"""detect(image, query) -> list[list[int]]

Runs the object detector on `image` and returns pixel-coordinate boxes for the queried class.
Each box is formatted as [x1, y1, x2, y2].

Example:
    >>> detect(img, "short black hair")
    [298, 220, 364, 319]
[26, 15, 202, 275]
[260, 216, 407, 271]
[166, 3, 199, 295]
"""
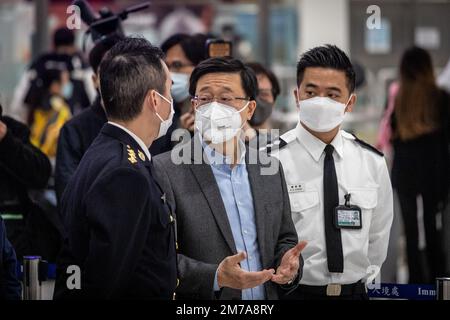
[246, 62, 281, 100]
[189, 57, 258, 100]
[161, 33, 208, 66]
[161, 33, 189, 54]
[89, 34, 124, 73]
[53, 27, 75, 47]
[41, 68, 63, 90]
[296, 44, 355, 93]
[99, 37, 165, 121]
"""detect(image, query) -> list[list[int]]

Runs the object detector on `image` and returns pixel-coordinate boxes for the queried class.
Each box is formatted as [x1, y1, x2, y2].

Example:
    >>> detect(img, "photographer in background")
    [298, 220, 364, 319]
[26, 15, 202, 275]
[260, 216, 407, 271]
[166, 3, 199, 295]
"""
[55, 34, 123, 203]
[10, 27, 91, 124]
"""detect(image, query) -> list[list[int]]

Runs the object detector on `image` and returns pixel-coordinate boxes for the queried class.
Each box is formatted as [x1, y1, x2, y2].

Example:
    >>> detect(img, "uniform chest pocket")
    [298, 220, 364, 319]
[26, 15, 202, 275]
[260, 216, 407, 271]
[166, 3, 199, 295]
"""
[343, 188, 378, 238]
[289, 191, 320, 235]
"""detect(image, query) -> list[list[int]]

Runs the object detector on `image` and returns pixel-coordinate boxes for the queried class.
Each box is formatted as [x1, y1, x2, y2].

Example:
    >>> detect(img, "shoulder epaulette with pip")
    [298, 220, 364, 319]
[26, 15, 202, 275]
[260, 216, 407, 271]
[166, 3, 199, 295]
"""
[351, 134, 384, 157]
[262, 137, 288, 153]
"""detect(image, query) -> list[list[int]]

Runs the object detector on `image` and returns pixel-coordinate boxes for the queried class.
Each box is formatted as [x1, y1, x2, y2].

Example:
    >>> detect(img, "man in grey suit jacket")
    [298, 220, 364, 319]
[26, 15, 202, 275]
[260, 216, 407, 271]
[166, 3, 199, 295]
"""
[153, 57, 306, 300]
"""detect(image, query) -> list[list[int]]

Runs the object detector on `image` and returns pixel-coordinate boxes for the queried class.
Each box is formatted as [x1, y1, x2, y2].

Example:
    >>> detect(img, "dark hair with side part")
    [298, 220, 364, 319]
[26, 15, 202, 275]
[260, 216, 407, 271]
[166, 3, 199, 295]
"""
[296, 44, 356, 93]
[189, 57, 258, 100]
[99, 37, 165, 121]
[161, 33, 190, 54]
[161, 33, 208, 66]
[246, 62, 281, 100]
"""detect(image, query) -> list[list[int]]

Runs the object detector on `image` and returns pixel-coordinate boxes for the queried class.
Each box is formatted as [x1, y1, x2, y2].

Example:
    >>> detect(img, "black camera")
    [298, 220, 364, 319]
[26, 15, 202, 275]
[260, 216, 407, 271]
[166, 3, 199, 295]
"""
[73, 0, 150, 50]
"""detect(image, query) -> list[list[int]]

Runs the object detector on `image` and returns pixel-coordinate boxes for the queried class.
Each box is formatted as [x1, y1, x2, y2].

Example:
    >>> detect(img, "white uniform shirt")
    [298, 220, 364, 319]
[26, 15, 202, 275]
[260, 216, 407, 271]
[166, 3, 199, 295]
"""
[271, 123, 393, 286]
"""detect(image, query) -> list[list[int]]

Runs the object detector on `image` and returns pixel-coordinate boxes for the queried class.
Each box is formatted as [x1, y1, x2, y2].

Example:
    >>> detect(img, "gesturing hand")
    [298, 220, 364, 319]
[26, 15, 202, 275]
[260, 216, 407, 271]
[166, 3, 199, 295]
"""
[217, 252, 275, 290]
[271, 241, 307, 285]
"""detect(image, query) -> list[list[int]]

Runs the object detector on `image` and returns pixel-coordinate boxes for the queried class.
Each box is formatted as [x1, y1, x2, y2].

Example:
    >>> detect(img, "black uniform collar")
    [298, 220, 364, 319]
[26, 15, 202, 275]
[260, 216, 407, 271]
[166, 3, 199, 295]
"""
[100, 123, 152, 165]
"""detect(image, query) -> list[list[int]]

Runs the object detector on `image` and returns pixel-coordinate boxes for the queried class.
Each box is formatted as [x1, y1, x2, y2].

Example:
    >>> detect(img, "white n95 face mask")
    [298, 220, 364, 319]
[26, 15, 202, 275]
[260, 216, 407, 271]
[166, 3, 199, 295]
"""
[298, 95, 352, 132]
[195, 101, 249, 144]
[155, 91, 175, 139]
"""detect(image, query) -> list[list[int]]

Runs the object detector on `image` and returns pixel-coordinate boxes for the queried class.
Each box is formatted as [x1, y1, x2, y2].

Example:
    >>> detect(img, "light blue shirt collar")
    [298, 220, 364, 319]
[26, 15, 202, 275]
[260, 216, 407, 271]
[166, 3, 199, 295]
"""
[201, 136, 247, 167]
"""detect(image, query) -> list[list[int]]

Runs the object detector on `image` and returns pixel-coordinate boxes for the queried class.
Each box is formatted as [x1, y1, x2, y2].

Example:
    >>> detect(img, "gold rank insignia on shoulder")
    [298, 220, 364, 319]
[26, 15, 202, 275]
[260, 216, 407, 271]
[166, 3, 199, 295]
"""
[127, 145, 138, 164]
[138, 150, 146, 161]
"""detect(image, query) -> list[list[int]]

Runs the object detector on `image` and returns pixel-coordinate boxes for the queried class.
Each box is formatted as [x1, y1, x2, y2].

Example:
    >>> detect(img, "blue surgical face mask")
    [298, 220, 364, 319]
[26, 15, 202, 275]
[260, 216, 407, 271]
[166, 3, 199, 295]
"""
[62, 81, 74, 99]
[170, 72, 190, 103]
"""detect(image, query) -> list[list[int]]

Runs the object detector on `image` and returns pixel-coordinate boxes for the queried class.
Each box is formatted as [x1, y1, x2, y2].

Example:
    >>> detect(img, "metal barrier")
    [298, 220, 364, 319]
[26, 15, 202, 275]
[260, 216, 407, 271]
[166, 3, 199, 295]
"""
[22, 256, 48, 300]
[436, 278, 450, 300]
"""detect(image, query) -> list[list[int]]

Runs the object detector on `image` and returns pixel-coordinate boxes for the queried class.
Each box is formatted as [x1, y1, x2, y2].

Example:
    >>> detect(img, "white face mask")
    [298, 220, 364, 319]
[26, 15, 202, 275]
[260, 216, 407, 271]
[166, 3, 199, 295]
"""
[155, 91, 174, 139]
[195, 101, 249, 144]
[298, 95, 352, 132]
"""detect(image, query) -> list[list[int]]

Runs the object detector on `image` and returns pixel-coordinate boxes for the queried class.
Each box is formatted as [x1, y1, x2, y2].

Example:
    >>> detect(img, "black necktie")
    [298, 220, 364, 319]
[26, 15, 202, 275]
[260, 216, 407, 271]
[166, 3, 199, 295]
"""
[323, 144, 344, 273]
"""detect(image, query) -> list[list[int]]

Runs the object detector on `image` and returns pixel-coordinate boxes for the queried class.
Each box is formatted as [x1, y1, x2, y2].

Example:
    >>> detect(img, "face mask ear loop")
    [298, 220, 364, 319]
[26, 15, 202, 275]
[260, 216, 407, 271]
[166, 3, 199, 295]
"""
[237, 100, 251, 130]
[154, 90, 173, 122]
[345, 94, 354, 107]
[343, 93, 354, 112]
[237, 100, 250, 113]
[155, 112, 164, 123]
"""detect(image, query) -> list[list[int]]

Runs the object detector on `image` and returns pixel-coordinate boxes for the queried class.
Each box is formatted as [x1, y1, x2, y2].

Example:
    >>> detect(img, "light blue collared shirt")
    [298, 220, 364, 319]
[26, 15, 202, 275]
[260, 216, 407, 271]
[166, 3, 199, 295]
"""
[202, 140, 266, 300]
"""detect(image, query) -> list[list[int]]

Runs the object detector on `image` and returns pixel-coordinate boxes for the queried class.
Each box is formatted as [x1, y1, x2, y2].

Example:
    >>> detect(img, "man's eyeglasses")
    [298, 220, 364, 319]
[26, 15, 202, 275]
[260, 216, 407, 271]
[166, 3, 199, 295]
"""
[192, 94, 249, 108]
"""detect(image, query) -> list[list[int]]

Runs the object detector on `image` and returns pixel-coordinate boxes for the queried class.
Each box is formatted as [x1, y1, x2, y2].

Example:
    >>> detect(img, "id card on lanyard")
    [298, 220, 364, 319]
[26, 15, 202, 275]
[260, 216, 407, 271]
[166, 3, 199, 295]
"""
[334, 193, 362, 229]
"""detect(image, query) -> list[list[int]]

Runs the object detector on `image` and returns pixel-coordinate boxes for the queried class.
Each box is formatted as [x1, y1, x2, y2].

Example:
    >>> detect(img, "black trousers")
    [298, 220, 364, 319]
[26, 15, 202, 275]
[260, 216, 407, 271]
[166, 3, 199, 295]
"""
[397, 190, 445, 283]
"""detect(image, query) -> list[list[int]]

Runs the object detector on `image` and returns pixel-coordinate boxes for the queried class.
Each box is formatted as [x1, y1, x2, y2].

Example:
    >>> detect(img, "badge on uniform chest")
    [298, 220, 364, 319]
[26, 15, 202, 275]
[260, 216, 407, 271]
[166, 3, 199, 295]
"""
[288, 183, 305, 193]
[334, 194, 362, 229]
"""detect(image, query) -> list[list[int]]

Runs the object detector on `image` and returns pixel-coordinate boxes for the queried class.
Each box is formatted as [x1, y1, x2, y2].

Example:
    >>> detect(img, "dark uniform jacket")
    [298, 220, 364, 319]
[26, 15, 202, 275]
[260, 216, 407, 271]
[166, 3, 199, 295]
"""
[54, 123, 177, 299]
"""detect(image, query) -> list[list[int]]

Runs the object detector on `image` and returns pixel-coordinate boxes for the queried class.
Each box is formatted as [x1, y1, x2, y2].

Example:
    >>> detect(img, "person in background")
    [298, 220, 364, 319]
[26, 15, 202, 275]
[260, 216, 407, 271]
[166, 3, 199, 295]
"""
[161, 33, 208, 136]
[29, 68, 71, 160]
[390, 47, 450, 284]
[11, 27, 91, 123]
[0, 216, 21, 300]
[55, 35, 123, 203]
[0, 102, 55, 263]
[244, 62, 281, 145]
